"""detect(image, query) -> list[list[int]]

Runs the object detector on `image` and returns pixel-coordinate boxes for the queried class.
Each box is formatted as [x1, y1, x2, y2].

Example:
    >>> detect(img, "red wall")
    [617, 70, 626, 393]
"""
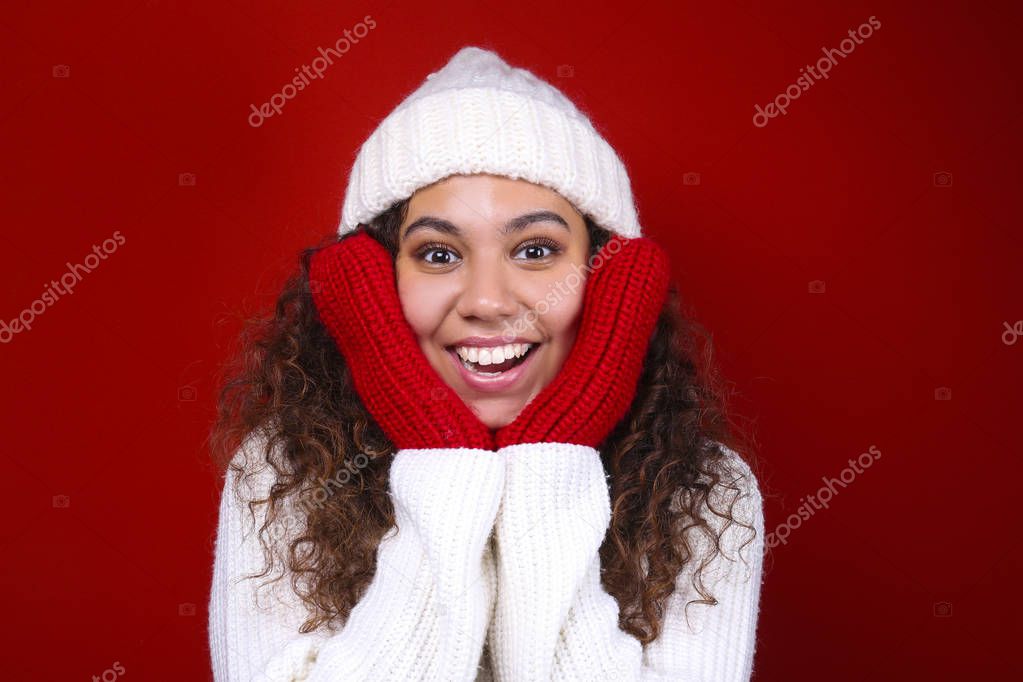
[2, 1, 1019, 679]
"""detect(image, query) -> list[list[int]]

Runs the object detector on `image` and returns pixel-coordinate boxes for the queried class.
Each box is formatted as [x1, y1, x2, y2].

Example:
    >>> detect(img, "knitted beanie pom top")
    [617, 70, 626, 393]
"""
[337, 45, 645, 241]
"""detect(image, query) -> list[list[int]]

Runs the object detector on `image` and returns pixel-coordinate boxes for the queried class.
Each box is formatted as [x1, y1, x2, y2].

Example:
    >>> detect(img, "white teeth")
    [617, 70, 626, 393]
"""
[454, 342, 533, 366]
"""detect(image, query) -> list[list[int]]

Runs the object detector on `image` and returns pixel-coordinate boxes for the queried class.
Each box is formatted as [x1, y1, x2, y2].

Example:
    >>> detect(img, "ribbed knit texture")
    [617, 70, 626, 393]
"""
[489, 442, 765, 681]
[495, 237, 671, 448]
[208, 433, 504, 681]
[310, 229, 495, 451]
[209, 437, 764, 680]
[337, 46, 643, 240]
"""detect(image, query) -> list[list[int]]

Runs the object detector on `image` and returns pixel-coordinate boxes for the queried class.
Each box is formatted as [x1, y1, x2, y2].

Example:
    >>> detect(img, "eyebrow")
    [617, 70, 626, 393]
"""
[400, 210, 570, 243]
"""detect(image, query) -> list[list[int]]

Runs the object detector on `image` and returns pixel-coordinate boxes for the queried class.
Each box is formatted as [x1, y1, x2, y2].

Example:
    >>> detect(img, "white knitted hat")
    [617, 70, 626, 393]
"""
[337, 45, 642, 238]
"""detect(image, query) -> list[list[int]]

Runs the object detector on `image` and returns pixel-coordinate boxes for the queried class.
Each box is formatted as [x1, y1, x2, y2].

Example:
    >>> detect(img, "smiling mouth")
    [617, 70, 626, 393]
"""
[446, 343, 539, 375]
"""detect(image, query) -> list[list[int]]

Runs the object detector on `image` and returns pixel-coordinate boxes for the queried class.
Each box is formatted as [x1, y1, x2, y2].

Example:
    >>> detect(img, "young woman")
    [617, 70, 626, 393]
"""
[208, 46, 765, 681]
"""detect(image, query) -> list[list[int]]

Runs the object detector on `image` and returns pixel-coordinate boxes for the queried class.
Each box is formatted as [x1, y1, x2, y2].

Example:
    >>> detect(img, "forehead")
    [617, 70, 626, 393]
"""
[399, 174, 584, 244]
[409, 174, 577, 217]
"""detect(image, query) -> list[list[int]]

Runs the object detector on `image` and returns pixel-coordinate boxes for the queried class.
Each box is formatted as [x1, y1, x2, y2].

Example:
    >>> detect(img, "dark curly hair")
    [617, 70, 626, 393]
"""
[209, 196, 763, 645]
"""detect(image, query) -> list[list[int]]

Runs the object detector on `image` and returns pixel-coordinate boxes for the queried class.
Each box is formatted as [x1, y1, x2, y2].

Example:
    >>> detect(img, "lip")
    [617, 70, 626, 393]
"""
[446, 343, 541, 393]
[449, 335, 536, 348]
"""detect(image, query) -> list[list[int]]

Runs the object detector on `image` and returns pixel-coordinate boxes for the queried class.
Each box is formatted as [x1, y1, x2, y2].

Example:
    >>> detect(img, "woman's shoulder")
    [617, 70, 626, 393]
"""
[710, 442, 763, 538]
[669, 440, 765, 580]
[710, 441, 763, 515]
[219, 426, 305, 540]
[223, 424, 292, 496]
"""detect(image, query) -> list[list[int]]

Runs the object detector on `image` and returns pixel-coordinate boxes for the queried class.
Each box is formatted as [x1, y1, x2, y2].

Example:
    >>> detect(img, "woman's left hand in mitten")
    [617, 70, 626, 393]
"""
[488, 235, 672, 681]
[495, 234, 672, 450]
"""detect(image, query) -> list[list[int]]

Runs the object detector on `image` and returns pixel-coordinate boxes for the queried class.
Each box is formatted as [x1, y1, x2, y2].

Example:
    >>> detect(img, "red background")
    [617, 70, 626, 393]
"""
[2, 1, 1019, 679]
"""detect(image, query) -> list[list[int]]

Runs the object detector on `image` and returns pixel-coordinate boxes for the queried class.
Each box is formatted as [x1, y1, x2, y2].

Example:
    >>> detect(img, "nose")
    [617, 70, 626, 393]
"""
[455, 259, 519, 322]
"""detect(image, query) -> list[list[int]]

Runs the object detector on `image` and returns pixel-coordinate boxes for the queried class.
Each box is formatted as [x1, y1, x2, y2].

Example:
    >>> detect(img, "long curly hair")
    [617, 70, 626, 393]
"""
[209, 196, 762, 645]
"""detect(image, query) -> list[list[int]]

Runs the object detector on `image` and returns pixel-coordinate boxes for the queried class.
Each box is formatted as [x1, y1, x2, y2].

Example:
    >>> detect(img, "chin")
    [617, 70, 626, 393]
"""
[480, 415, 508, 431]
[463, 397, 520, 431]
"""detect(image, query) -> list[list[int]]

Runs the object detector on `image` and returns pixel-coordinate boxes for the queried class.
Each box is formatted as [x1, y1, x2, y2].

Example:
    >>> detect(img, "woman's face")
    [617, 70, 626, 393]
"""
[395, 173, 591, 430]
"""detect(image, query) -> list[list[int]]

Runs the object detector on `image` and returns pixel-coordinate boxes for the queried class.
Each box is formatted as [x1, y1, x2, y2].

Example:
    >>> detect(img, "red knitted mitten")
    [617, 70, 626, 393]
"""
[495, 235, 671, 449]
[310, 228, 495, 451]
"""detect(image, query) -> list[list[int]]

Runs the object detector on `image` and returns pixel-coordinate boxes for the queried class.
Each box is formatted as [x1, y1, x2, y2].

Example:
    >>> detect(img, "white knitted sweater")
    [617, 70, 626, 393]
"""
[208, 435, 765, 681]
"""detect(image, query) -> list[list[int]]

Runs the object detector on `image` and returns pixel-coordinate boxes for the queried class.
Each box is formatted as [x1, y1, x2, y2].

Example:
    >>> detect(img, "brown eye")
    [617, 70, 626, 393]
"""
[515, 237, 562, 260]
[415, 242, 461, 266]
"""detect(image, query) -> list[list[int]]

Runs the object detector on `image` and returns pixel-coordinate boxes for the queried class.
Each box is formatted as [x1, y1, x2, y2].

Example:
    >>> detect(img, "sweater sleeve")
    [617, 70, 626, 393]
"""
[488, 442, 765, 682]
[208, 432, 505, 681]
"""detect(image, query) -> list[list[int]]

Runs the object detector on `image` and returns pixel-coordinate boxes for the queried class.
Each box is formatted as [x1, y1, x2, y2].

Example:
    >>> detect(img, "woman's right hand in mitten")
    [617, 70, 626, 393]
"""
[309, 227, 495, 452]
[304, 227, 503, 680]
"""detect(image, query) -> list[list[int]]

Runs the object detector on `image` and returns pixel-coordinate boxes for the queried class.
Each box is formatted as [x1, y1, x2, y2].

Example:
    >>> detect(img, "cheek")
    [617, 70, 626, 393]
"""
[528, 271, 585, 342]
[396, 271, 451, 339]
